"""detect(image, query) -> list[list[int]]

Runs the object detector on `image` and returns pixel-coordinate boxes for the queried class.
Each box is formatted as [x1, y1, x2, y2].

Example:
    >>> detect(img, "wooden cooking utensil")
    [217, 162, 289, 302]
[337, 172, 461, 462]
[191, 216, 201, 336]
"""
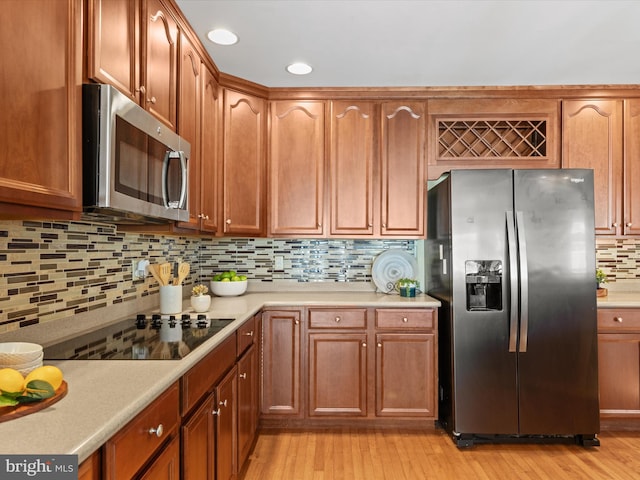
[174, 262, 190, 286]
[159, 262, 172, 286]
[148, 264, 164, 286]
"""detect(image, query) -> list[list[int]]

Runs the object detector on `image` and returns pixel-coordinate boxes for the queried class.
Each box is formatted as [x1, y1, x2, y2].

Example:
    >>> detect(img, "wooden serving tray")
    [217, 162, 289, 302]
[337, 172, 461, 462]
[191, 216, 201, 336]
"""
[0, 381, 68, 423]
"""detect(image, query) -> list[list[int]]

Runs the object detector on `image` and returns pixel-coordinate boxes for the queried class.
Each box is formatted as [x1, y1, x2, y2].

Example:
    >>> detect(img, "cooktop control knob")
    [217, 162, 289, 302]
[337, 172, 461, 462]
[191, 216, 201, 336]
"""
[151, 314, 162, 330]
[168, 316, 177, 328]
[136, 314, 147, 329]
[181, 314, 191, 329]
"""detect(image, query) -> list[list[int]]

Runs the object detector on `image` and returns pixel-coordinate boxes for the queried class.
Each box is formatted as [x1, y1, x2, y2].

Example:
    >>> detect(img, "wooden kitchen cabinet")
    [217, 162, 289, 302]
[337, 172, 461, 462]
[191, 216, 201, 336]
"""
[427, 98, 561, 180]
[375, 309, 437, 417]
[261, 309, 302, 417]
[269, 100, 326, 236]
[103, 382, 180, 480]
[380, 101, 427, 237]
[329, 101, 376, 236]
[182, 392, 215, 480]
[598, 308, 640, 417]
[215, 365, 238, 480]
[223, 89, 267, 236]
[139, 435, 180, 480]
[237, 343, 259, 468]
[78, 450, 101, 480]
[329, 100, 427, 238]
[561, 98, 640, 237]
[87, 0, 178, 130]
[176, 30, 202, 230]
[0, 0, 82, 218]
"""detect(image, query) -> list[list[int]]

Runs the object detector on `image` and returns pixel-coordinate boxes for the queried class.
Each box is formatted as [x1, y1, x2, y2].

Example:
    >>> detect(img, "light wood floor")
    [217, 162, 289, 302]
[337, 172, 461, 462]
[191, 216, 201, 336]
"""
[240, 426, 640, 479]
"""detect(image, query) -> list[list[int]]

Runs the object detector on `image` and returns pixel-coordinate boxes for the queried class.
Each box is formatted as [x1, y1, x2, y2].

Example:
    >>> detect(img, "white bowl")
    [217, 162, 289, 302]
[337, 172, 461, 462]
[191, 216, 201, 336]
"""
[0, 342, 43, 365]
[210, 280, 248, 297]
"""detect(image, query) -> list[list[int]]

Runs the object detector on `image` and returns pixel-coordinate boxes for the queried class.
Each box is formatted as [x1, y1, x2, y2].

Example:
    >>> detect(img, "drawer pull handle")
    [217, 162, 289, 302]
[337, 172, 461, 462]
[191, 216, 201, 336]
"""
[148, 424, 164, 437]
[614, 317, 623, 323]
[219, 399, 228, 407]
[402, 317, 408, 323]
[239, 372, 247, 379]
[335, 317, 341, 323]
[243, 331, 254, 337]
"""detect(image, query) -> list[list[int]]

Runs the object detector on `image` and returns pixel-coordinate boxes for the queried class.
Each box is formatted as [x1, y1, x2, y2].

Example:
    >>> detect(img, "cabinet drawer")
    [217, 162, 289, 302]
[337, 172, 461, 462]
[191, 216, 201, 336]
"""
[308, 308, 367, 329]
[237, 315, 256, 356]
[598, 308, 640, 332]
[375, 309, 435, 330]
[104, 382, 179, 480]
[181, 333, 237, 416]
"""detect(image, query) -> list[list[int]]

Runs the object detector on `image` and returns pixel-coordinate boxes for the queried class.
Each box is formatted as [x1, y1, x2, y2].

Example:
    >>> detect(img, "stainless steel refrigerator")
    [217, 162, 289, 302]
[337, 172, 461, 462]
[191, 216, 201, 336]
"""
[426, 169, 600, 447]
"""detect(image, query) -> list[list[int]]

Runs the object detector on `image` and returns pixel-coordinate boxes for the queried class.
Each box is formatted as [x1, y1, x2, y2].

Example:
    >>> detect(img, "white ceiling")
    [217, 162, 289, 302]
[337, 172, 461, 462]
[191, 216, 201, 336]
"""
[175, 0, 640, 89]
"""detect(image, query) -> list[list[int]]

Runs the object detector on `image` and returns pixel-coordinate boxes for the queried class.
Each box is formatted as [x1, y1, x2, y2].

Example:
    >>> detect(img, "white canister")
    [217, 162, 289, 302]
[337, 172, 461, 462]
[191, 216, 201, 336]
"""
[159, 285, 183, 314]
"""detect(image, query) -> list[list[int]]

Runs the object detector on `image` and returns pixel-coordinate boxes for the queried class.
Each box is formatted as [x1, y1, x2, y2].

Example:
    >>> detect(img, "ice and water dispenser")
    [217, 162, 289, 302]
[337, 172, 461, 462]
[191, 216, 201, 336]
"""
[465, 260, 502, 311]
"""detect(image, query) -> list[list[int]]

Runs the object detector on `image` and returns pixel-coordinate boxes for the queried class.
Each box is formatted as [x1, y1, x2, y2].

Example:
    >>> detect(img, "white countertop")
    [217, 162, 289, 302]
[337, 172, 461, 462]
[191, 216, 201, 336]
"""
[0, 291, 440, 463]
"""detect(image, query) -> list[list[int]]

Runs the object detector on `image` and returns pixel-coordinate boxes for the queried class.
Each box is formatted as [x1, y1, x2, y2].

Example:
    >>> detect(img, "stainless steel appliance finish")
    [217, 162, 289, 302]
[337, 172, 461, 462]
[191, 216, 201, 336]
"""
[82, 84, 190, 224]
[426, 169, 600, 447]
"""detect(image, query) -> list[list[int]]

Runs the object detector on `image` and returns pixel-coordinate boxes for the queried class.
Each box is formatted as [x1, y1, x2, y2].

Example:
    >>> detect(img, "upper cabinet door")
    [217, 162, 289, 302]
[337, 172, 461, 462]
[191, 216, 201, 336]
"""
[86, 0, 140, 101]
[329, 101, 376, 236]
[625, 99, 640, 236]
[176, 31, 201, 230]
[562, 100, 623, 235]
[269, 101, 326, 237]
[380, 102, 426, 237]
[142, 0, 178, 130]
[200, 67, 222, 234]
[0, 0, 82, 216]
[223, 90, 266, 236]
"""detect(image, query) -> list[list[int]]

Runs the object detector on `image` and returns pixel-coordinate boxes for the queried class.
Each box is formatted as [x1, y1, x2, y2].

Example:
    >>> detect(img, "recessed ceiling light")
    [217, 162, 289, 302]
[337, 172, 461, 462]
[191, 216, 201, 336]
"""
[207, 28, 238, 46]
[286, 62, 313, 75]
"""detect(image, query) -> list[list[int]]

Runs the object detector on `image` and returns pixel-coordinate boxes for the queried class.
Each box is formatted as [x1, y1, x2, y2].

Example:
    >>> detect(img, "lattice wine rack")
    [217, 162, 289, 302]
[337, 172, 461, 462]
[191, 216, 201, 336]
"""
[437, 119, 547, 159]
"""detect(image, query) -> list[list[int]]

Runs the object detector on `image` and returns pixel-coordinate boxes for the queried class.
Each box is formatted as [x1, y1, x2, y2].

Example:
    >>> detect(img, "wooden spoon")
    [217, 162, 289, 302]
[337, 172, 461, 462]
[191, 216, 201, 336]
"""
[159, 263, 172, 287]
[148, 264, 164, 286]
[174, 262, 190, 286]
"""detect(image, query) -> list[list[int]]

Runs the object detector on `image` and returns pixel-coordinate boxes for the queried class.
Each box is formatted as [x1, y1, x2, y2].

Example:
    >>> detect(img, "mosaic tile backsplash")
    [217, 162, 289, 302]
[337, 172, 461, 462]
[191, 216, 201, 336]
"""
[0, 220, 415, 333]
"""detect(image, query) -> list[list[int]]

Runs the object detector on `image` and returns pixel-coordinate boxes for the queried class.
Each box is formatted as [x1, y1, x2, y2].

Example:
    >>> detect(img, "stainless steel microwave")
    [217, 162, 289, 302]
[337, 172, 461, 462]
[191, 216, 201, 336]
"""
[82, 84, 190, 224]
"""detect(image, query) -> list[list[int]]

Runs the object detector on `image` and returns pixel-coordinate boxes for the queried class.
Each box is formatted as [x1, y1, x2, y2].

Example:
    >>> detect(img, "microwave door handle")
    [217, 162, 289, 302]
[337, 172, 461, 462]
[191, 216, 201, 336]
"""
[178, 151, 188, 209]
[161, 151, 171, 208]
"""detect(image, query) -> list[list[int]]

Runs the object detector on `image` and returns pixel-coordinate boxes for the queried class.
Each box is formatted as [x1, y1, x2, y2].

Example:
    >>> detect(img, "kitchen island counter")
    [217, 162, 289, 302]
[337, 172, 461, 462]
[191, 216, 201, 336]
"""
[0, 291, 440, 463]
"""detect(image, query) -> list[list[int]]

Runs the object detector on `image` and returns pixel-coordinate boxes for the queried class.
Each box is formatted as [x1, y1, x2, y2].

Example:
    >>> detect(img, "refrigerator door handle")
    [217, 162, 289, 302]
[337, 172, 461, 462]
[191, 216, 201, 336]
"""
[506, 211, 519, 353]
[516, 211, 529, 353]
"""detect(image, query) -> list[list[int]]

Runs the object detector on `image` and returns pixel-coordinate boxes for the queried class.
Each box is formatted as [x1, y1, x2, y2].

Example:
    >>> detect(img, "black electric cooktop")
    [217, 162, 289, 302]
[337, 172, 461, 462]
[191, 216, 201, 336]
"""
[43, 314, 234, 360]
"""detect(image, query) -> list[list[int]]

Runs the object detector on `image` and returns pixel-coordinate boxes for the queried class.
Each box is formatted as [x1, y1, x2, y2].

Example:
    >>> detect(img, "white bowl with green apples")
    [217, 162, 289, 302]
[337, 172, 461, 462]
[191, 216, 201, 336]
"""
[210, 271, 248, 296]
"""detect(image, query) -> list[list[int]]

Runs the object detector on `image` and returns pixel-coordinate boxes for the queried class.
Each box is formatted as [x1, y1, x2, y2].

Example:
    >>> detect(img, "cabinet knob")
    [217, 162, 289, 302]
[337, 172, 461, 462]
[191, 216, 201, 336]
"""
[335, 316, 341, 323]
[219, 399, 228, 407]
[204, 215, 209, 220]
[295, 320, 300, 325]
[626, 222, 633, 227]
[148, 424, 164, 437]
[226, 219, 231, 224]
[402, 317, 408, 323]
[382, 223, 386, 228]
[377, 343, 382, 348]
[135, 85, 146, 94]
[147, 96, 157, 104]
[212, 408, 220, 416]
[362, 342, 367, 347]
[243, 331, 254, 337]
[317, 223, 322, 228]
[614, 317, 623, 323]
[239, 372, 247, 379]
[612, 223, 619, 227]
[368, 223, 373, 227]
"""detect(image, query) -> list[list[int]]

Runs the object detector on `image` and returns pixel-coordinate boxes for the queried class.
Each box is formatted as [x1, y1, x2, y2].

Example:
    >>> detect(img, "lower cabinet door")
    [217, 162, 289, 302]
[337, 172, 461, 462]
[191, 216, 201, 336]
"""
[308, 332, 367, 416]
[237, 344, 259, 467]
[139, 435, 180, 480]
[182, 393, 215, 480]
[376, 333, 436, 417]
[215, 365, 238, 480]
[598, 333, 640, 415]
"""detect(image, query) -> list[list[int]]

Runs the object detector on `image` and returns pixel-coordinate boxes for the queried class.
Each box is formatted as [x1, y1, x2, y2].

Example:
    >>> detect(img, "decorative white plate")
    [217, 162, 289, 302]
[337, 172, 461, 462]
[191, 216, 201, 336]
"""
[372, 250, 419, 294]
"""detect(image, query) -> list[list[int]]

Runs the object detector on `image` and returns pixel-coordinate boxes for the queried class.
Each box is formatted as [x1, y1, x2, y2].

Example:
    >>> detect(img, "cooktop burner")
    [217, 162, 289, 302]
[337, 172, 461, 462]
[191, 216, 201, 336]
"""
[43, 314, 234, 360]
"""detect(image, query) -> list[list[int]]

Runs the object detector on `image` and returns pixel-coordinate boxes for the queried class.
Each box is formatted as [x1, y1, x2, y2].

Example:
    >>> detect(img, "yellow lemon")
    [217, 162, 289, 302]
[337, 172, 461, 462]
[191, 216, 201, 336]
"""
[0, 368, 25, 395]
[25, 365, 64, 390]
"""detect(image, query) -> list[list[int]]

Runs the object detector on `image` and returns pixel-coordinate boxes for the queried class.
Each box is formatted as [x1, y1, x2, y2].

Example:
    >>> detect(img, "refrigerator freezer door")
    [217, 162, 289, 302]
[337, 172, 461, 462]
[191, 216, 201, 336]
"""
[449, 170, 519, 434]
[513, 169, 600, 435]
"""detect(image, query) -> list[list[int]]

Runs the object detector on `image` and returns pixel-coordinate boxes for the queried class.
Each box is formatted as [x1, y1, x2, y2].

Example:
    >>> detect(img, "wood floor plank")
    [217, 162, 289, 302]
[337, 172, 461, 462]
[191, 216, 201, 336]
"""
[241, 427, 640, 479]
